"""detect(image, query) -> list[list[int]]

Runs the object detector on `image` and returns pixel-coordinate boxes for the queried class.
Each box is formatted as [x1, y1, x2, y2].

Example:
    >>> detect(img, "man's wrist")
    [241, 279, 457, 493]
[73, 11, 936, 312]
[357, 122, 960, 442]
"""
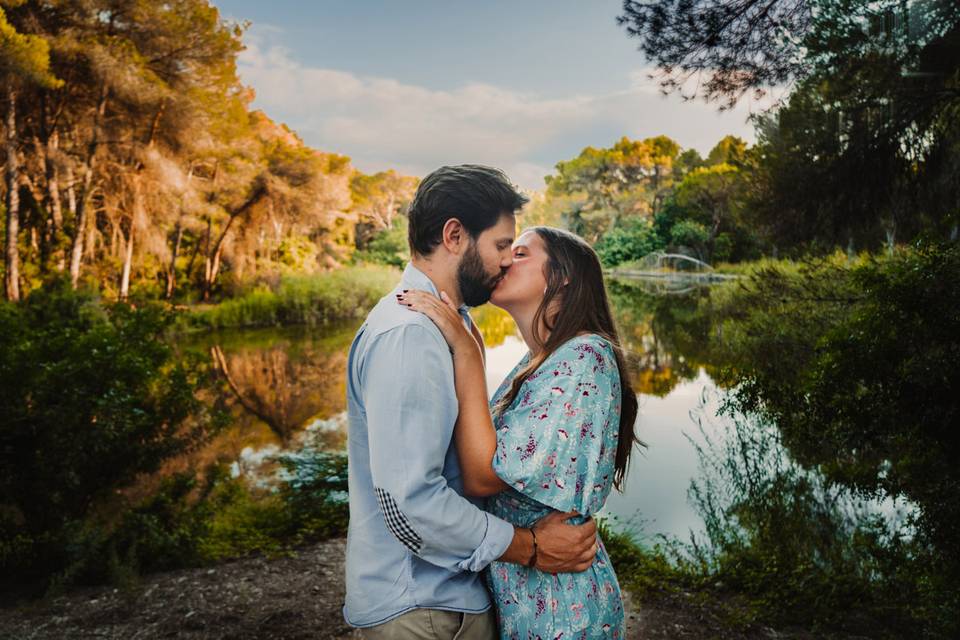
[497, 525, 534, 565]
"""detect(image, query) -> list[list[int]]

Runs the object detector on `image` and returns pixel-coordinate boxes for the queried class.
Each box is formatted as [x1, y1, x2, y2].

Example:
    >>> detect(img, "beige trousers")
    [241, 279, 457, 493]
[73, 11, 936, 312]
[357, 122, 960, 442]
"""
[358, 607, 497, 640]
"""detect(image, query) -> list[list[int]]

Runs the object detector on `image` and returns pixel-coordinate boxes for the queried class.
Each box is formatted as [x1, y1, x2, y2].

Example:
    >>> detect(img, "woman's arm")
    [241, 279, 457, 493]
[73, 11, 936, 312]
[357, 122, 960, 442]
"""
[450, 342, 510, 497]
[397, 290, 509, 497]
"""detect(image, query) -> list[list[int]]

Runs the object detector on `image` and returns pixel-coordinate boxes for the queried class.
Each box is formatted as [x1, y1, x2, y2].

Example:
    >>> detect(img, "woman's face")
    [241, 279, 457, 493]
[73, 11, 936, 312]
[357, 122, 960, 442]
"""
[489, 230, 549, 310]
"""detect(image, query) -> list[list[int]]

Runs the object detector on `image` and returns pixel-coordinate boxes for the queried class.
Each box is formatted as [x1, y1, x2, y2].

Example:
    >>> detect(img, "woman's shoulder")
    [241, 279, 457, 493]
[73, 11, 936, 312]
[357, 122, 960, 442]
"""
[557, 332, 616, 358]
[549, 332, 618, 375]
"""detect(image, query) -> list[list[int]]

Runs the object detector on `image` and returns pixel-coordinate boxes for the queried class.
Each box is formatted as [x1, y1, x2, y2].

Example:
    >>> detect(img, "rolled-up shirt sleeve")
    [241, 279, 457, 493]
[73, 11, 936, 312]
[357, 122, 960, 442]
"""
[362, 322, 514, 572]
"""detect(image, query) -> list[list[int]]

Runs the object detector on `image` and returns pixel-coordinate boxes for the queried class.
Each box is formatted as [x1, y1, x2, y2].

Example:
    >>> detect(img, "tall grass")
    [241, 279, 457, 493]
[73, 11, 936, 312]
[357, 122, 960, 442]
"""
[184, 265, 398, 331]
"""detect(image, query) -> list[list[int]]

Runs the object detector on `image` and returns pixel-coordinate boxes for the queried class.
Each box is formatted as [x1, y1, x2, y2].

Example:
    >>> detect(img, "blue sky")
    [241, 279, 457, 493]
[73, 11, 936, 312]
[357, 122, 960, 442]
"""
[212, 0, 778, 190]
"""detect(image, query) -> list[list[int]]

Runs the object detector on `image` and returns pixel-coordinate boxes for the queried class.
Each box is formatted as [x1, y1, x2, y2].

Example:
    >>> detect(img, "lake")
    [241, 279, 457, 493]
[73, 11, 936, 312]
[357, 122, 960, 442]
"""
[175, 277, 914, 546]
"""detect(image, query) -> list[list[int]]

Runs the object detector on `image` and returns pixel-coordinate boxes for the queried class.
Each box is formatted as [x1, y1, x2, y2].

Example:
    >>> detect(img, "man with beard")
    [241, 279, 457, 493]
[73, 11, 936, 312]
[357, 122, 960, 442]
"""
[343, 165, 599, 639]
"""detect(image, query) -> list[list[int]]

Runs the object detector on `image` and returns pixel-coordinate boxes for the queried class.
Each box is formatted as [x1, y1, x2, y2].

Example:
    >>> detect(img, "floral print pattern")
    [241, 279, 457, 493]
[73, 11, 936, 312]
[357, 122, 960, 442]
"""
[484, 334, 626, 639]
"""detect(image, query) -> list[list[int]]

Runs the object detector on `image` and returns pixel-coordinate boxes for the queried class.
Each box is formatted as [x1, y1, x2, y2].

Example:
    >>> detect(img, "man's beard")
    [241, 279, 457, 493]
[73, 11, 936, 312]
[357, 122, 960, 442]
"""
[457, 242, 503, 307]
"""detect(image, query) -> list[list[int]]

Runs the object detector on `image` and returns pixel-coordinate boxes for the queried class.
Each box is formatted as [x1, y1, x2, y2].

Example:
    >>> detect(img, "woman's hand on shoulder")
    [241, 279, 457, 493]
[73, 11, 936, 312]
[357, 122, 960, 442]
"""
[396, 289, 476, 356]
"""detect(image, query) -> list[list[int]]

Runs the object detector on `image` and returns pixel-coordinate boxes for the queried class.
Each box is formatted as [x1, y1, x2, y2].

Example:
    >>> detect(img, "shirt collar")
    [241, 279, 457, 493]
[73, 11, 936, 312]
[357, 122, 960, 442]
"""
[401, 262, 472, 321]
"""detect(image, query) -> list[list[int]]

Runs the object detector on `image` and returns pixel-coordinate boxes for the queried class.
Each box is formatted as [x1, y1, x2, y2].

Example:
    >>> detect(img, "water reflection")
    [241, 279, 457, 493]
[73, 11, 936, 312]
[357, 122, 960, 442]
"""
[601, 370, 721, 544]
[168, 281, 907, 544]
[181, 323, 358, 444]
[166, 324, 358, 486]
[166, 286, 730, 539]
[608, 280, 716, 394]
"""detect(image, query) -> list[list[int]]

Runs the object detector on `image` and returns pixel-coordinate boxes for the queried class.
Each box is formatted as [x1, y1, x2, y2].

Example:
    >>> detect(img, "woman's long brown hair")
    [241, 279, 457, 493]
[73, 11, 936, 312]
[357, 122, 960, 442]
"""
[492, 226, 644, 491]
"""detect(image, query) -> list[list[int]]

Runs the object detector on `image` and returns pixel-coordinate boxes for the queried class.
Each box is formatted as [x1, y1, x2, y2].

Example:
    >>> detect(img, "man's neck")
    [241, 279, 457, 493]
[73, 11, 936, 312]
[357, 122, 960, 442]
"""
[410, 257, 464, 308]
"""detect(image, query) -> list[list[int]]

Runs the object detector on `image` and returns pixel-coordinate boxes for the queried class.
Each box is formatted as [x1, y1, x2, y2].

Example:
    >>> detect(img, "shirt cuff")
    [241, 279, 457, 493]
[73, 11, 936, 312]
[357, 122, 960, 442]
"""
[455, 512, 514, 572]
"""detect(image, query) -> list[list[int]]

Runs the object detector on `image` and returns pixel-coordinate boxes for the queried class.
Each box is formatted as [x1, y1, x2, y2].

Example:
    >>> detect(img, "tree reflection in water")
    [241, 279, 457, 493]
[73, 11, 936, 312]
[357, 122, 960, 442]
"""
[165, 323, 359, 485]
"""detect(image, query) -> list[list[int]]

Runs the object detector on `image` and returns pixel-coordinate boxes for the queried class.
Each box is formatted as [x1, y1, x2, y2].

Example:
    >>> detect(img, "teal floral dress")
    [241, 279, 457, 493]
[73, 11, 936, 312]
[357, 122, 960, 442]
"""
[484, 333, 626, 639]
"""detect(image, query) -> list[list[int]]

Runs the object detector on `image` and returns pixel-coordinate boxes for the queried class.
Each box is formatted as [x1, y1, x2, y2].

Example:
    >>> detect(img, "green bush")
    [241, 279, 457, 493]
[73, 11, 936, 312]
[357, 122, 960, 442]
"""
[597, 518, 690, 598]
[0, 277, 230, 594]
[710, 242, 960, 580]
[595, 218, 664, 267]
[15, 449, 351, 597]
[668, 219, 711, 259]
[354, 218, 410, 268]
[0, 277, 360, 597]
[275, 449, 349, 543]
[692, 242, 960, 637]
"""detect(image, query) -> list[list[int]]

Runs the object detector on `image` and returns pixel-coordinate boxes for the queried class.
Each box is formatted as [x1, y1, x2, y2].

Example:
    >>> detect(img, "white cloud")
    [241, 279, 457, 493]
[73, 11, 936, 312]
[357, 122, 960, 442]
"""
[237, 31, 778, 191]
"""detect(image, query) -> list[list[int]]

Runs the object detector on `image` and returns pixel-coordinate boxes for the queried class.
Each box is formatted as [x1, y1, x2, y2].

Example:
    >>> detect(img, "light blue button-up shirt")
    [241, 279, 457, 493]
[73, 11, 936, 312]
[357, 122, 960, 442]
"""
[343, 262, 515, 628]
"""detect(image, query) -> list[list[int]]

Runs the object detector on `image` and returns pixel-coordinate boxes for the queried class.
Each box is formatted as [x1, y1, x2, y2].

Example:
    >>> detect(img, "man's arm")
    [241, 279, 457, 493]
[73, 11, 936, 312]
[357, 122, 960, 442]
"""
[499, 511, 598, 572]
[364, 322, 513, 572]
[364, 321, 597, 573]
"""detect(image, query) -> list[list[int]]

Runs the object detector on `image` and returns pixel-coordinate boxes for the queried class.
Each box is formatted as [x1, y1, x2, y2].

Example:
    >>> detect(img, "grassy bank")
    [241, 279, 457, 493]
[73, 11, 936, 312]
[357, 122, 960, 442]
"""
[609, 249, 874, 277]
[179, 265, 399, 332]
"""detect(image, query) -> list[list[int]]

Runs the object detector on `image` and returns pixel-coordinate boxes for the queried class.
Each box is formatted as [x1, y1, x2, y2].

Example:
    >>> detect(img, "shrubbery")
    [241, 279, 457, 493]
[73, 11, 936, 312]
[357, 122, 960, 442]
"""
[0, 278, 229, 594]
[710, 242, 960, 581]
[594, 218, 664, 267]
[185, 265, 398, 330]
[599, 244, 959, 637]
[0, 279, 352, 597]
[689, 241, 960, 636]
[601, 409, 955, 638]
[353, 217, 410, 268]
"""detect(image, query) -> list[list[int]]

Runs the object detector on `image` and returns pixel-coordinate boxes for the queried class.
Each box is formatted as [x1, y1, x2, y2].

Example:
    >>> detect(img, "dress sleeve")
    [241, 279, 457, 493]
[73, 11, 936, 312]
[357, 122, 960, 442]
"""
[491, 337, 621, 516]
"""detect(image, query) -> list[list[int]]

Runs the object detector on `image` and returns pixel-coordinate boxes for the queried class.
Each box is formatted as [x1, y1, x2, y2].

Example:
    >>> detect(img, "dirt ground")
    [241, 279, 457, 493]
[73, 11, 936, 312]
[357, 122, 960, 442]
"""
[0, 537, 869, 639]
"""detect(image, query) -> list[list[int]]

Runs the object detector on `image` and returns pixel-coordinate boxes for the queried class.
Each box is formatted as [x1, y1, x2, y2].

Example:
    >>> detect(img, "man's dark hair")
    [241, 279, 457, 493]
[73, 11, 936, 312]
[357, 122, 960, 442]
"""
[407, 164, 529, 256]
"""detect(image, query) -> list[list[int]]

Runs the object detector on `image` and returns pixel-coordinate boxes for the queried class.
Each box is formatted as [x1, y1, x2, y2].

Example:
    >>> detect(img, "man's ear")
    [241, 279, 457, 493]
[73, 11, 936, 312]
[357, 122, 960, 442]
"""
[441, 218, 465, 255]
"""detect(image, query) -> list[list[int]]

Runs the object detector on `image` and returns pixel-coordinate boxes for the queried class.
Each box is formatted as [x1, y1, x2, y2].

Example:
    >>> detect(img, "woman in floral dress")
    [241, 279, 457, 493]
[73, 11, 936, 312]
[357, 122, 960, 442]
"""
[399, 226, 642, 639]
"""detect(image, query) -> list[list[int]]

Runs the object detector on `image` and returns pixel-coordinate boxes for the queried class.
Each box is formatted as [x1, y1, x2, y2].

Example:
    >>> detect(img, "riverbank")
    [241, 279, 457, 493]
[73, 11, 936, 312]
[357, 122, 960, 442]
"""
[175, 265, 399, 333]
[0, 537, 873, 640]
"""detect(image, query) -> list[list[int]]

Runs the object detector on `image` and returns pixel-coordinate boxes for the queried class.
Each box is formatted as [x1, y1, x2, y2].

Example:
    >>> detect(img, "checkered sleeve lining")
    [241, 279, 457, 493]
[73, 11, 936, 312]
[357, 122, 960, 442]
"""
[374, 487, 423, 554]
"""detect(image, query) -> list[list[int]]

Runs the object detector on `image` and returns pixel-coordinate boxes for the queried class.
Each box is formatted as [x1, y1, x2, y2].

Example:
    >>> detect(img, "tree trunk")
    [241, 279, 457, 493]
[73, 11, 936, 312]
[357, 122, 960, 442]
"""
[385, 194, 395, 228]
[21, 173, 45, 264]
[119, 219, 134, 300]
[69, 83, 108, 288]
[46, 130, 65, 271]
[184, 224, 203, 292]
[200, 216, 212, 300]
[65, 165, 77, 219]
[165, 221, 183, 299]
[85, 205, 97, 262]
[164, 164, 192, 300]
[119, 176, 143, 301]
[208, 240, 225, 297]
[202, 185, 267, 301]
[4, 85, 20, 302]
[110, 217, 119, 257]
